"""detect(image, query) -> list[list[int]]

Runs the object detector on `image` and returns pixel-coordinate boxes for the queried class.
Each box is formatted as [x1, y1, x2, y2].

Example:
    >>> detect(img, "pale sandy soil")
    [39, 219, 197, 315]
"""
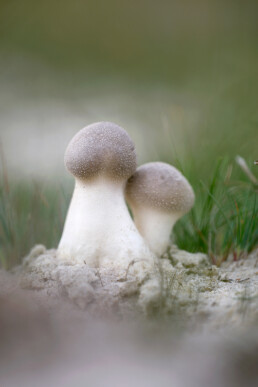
[0, 246, 258, 387]
[1, 245, 258, 327]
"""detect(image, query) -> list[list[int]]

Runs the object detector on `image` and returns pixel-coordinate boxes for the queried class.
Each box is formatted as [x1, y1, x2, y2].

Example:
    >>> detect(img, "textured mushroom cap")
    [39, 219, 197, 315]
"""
[65, 122, 137, 180]
[126, 162, 195, 213]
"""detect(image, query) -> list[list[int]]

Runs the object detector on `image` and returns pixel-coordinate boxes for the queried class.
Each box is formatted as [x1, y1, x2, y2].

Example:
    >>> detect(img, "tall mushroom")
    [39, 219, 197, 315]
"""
[126, 162, 195, 257]
[58, 122, 155, 272]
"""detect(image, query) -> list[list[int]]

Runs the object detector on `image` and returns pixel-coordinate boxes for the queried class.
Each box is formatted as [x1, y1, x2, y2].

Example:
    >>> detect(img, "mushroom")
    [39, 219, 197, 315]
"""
[58, 122, 155, 272]
[125, 162, 195, 257]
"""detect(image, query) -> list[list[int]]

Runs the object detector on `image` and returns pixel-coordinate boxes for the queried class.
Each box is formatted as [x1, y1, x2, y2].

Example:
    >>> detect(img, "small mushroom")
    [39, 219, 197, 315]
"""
[126, 162, 195, 256]
[58, 122, 154, 271]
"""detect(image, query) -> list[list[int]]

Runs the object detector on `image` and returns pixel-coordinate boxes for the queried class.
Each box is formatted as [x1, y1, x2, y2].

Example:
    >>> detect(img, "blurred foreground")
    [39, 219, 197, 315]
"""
[1, 263, 258, 387]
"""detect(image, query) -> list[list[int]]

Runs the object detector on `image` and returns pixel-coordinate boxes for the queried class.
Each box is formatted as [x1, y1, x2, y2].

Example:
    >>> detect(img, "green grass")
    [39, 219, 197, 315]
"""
[174, 158, 258, 265]
[0, 154, 257, 269]
[0, 174, 69, 269]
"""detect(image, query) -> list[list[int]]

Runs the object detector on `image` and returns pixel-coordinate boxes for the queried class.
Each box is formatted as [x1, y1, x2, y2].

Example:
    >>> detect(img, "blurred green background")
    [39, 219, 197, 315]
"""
[0, 0, 257, 265]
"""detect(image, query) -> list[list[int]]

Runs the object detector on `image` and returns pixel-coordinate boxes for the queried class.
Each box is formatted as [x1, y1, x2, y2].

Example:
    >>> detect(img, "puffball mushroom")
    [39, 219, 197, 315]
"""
[58, 122, 155, 271]
[126, 162, 195, 257]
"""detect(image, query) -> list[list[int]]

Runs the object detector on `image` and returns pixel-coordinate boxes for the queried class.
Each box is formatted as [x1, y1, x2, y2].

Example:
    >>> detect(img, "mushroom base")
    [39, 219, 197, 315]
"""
[58, 178, 156, 273]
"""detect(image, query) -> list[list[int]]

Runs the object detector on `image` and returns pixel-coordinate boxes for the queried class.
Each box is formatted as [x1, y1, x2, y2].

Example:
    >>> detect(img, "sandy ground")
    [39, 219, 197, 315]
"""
[4, 244, 257, 329]
[1, 246, 258, 386]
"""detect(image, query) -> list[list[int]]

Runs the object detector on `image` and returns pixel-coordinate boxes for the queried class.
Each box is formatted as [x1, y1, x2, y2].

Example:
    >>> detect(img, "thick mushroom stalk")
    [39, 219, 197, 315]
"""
[126, 162, 195, 257]
[58, 122, 155, 272]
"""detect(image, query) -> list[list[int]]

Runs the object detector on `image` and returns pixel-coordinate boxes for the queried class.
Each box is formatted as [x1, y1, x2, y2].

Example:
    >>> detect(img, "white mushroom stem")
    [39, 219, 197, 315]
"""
[132, 207, 181, 257]
[58, 177, 153, 269]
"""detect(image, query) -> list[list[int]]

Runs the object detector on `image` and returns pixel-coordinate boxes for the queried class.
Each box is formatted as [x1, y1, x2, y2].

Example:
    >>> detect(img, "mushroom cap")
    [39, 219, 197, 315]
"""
[65, 122, 137, 180]
[126, 162, 195, 213]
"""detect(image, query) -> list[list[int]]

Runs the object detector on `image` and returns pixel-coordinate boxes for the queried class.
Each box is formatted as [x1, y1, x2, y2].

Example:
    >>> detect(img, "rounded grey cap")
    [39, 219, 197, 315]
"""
[126, 162, 195, 213]
[65, 122, 137, 180]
